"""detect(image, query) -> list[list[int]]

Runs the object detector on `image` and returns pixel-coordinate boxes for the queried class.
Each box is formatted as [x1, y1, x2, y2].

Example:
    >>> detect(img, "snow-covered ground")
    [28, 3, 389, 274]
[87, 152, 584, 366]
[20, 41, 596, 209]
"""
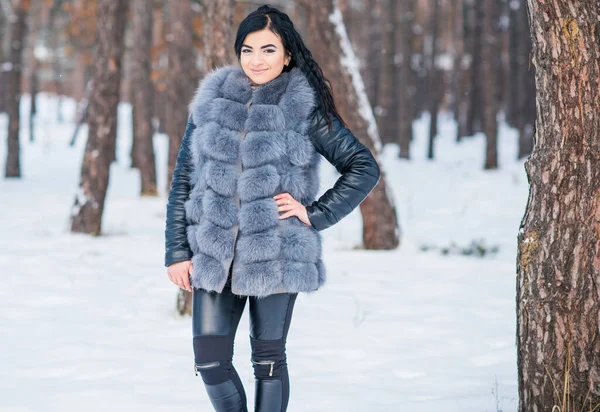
[0, 94, 527, 411]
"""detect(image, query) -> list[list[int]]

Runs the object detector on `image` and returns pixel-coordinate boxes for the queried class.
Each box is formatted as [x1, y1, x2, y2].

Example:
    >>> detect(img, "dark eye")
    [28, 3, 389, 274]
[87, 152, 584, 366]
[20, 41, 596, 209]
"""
[264, 49, 276, 53]
[241, 49, 251, 54]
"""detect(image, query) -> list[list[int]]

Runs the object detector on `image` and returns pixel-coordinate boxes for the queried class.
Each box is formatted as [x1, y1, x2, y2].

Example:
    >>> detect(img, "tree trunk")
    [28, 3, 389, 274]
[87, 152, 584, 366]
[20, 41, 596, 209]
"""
[466, 0, 483, 136]
[481, 0, 498, 169]
[397, 0, 415, 159]
[202, 0, 234, 75]
[70, 0, 127, 235]
[457, 0, 474, 140]
[131, 0, 158, 196]
[426, 0, 440, 160]
[165, 0, 195, 192]
[4, 0, 28, 178]
[377, 0, 399, 147]
[517, 1, 600, 410]
[0, 5, 6, 113]
[516, 0, 534, 160]
[299, 0, 400, 250]
[365, 0, 382, 112]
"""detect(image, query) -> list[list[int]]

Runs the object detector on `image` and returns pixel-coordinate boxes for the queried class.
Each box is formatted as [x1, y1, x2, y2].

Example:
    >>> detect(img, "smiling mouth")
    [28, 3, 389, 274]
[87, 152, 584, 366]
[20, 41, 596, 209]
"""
[251, 69, 267, 74]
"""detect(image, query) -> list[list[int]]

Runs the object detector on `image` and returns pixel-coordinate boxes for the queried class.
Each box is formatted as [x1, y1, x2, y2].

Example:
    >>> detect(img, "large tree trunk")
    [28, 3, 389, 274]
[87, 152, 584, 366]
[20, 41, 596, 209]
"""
[299, 0, 400, 250]
[481, 0, 498, 169]
[202, 0, 234, 75]
[4, 0, 28, 178]
[70, 0, 127, 235]
[517, 1, 600, 410]
[165, 0, 195, 192]
[131, 0, 158, 196]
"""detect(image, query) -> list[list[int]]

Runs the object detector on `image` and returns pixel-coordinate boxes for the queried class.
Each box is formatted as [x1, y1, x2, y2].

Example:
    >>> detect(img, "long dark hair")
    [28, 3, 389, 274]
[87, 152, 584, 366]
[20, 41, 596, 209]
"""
[234, 5, 345, 130]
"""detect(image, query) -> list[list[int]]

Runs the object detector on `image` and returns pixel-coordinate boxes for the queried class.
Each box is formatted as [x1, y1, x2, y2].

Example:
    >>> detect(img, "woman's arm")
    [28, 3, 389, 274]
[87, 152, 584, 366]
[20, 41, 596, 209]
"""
[305, 110, 381, 231]
[164, 119, 196, 267]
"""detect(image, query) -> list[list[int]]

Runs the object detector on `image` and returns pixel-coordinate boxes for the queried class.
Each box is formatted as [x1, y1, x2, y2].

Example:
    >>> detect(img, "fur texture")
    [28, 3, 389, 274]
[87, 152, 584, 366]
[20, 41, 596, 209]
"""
[186, 66, 326, 297]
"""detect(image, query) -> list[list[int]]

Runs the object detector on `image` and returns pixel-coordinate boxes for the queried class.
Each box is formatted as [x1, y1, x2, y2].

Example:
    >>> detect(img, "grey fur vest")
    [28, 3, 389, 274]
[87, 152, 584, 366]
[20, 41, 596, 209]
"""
[185, 65, 325, 297]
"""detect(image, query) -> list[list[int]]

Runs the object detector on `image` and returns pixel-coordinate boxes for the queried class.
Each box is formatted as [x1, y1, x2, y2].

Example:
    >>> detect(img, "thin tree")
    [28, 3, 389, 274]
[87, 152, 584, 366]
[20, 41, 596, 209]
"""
[165, 0, 195, 192]
[70, 0, 127, 234]
[377, 0, 399, 147]
[481, 0, 498, 169]
[397, 0, 415, 159]
[426, 0, 440, 160]
[131, 0, 158, 196]
[299, 0, 400, 250]
[517, 0, 600, 409]
[4, 0, 28, 178]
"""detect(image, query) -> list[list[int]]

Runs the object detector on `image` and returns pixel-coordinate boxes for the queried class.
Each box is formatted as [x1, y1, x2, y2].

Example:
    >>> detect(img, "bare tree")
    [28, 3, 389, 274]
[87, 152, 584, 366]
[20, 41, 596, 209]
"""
[165, 0, 195, 192]
[517, 0, 600, 409]
[510, 0, 534, 160]
[131, 0, 158, 196]
[377, 0, 399, 147]
[4, 0, 28, 178]
[299, 0, 400, 250]
[481, 0, 499, 169]
[397, 0, 416, 158]
[70, 0, 127, 234]
[426, 0, 440, 160]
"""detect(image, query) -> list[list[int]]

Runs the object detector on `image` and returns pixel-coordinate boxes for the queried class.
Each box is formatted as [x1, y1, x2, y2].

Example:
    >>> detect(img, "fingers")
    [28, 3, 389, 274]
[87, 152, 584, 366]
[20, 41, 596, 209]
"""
[279, 210, 296, 220]
[181, 273, 192, 292]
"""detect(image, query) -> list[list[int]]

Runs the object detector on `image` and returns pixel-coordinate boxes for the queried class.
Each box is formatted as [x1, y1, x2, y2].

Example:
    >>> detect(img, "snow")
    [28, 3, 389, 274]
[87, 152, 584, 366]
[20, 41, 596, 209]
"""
[0, 94, 526, 411]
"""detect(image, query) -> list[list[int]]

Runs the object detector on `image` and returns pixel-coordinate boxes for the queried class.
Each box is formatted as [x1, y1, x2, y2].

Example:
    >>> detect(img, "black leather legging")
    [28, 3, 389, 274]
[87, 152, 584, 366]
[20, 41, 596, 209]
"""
[192, 273, 297, 412]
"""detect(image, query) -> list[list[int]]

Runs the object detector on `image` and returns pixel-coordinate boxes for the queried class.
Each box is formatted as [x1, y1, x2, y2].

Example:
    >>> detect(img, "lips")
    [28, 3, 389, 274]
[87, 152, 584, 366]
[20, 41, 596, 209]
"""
[251, 68, 267, 75]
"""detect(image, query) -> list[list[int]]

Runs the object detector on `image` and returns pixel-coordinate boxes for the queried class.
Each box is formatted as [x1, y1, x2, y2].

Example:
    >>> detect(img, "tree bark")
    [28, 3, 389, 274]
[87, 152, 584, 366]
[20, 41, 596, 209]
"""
[202, 0, 234, 75]
[299, 0, 400, 250]
[131, 0, 158, 196]
[4, 0, 28, 178]
[70, 0, 127, 235]
[481, 0, 498, 169]
[517, 1, 600, 409]
[165, 0, 195, 192]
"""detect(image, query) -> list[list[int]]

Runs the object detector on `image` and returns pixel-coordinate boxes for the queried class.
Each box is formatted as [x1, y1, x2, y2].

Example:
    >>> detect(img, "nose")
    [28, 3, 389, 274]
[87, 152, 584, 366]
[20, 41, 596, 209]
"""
[250, 52, 265, 66]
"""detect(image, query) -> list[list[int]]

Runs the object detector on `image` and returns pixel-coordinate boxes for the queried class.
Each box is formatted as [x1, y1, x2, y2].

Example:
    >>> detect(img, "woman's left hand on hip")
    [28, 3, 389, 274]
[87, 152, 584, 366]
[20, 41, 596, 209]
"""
[274, 192, 312, 227]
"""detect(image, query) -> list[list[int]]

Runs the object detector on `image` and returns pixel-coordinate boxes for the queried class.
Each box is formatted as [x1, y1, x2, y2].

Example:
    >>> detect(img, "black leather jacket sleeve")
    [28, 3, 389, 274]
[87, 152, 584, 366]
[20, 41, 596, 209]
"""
[164, 119, 196, 267]
[305, 110, 381, 231]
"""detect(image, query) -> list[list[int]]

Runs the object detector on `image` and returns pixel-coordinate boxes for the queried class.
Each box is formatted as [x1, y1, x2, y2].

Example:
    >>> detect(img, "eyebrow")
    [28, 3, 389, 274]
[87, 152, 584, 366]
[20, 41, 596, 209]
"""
[241, 44, 277, 49]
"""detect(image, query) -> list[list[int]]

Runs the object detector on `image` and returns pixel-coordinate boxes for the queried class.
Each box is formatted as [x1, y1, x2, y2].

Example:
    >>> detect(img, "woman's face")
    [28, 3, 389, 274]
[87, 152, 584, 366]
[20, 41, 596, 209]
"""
[240, 28, 291, 85]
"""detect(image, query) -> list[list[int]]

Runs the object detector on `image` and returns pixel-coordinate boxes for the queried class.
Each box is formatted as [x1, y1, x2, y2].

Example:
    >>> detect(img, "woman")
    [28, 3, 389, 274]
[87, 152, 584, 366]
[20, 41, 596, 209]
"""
[165, 5, 380, 412]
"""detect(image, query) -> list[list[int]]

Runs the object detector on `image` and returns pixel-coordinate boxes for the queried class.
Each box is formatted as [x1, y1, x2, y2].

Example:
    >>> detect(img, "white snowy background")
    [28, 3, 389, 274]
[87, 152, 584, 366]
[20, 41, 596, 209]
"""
[0, 94, 526, 411]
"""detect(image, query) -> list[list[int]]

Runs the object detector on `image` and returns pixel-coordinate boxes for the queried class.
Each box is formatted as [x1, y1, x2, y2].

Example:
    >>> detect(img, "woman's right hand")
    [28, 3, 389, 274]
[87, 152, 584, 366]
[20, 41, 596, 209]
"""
[167, 260, 193, 292]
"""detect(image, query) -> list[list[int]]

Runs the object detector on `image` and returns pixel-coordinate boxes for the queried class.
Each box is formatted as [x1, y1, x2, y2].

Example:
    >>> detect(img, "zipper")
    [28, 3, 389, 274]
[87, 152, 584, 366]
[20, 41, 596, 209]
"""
[194, 361, 220, 376]
[252, 360, 275, 377]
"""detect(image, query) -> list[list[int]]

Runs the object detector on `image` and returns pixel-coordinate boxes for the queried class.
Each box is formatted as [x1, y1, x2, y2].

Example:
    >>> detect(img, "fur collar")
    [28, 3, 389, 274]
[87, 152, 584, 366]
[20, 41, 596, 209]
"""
[189, 65, 316, 134]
